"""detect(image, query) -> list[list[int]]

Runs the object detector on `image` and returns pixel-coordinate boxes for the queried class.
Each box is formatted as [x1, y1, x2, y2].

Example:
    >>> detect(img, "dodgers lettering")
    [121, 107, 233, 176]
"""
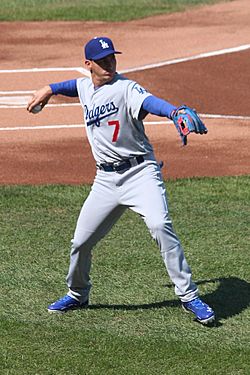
[85, 101, 119, 127]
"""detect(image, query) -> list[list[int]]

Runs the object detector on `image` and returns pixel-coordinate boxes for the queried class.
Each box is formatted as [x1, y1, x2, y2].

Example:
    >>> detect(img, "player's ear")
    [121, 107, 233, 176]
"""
[85, 60, 92, 72]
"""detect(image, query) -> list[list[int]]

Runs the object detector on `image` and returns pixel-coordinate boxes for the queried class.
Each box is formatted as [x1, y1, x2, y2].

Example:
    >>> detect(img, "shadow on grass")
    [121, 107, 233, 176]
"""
[89, 277, 250, 325]
[195, 276, 250, 323]
[89, 299, 179, 311]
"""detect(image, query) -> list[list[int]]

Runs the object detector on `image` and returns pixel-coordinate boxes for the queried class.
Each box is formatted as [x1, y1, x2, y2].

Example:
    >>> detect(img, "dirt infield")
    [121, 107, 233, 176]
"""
[0, 0, 249, 184]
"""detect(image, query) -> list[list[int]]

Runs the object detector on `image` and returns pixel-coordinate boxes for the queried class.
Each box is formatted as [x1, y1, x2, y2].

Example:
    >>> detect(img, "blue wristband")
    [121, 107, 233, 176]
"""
[49, 79, 78, 97]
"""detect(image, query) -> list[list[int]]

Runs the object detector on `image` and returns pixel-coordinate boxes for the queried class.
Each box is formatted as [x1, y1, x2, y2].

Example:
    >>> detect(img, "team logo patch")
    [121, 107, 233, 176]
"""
[132, 83, 147, 94]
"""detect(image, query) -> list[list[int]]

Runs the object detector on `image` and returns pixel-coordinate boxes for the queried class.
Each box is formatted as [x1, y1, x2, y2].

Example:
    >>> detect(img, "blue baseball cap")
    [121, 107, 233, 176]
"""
[84, 37, 122, 61]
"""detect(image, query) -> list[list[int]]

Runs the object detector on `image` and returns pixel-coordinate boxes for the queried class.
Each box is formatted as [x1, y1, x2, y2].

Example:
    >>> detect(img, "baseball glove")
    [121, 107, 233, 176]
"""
[171, 105, 208, 146]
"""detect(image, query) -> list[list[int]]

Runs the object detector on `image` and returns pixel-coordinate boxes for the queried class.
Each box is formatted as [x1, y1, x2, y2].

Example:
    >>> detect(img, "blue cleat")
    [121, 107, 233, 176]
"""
[48, 295, 89, 314]
[182, 297, 215, 324]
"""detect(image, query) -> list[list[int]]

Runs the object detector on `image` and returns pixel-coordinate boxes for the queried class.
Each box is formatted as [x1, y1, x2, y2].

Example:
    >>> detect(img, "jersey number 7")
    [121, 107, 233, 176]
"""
[108, 120, 120, 142]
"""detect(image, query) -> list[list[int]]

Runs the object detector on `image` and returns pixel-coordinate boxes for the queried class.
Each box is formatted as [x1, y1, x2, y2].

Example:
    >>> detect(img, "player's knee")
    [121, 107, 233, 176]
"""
[71, 239, 82, 250]
[147, 218, 179, 242]
[71, 236, 94, 252]
[147, 217, 170, 234]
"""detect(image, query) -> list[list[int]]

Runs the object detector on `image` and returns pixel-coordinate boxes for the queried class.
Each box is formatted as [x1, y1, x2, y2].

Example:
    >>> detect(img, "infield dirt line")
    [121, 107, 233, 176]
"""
[120, 44, 250, 73]
[0, 44, 249, 75]
[0, 67, 90, 75]
[0, 102, 80, 108]
[1, 114, 250, 132]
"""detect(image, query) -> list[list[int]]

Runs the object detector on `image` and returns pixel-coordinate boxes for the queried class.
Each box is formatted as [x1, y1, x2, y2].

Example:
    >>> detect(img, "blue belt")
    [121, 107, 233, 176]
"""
[98, 155, 145, 172]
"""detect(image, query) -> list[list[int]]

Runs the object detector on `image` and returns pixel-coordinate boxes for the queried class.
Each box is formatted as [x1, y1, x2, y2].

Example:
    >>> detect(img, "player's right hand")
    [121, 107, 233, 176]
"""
[27, 85, 53, 113]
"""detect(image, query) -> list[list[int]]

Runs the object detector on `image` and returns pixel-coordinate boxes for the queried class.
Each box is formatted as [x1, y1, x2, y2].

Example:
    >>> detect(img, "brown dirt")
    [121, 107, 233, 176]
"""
[0, 0, 249, 184]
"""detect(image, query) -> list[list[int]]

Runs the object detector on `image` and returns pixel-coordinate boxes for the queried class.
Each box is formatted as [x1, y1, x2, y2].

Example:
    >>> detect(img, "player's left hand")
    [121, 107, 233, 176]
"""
[171, 105, 208, 146]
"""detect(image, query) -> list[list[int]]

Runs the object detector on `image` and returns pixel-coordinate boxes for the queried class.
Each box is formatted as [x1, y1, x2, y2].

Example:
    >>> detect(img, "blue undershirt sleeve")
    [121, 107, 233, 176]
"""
[49, 79, 78, 97]
[142, 95, 177, 119]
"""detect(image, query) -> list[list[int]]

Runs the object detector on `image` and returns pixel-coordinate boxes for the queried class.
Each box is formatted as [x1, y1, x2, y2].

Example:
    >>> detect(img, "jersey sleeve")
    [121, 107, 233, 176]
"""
[142, 95, 177, 119]
[126, 81, 152, 120]
[49, 79, 78, 97]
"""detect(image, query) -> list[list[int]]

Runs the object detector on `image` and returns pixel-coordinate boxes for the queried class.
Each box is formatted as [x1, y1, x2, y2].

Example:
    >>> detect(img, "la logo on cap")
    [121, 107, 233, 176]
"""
[99, 39, 109, 49]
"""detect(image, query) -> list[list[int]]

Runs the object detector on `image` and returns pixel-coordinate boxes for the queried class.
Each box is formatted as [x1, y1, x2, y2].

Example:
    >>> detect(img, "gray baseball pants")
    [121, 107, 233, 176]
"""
[66, 160, 198, 303]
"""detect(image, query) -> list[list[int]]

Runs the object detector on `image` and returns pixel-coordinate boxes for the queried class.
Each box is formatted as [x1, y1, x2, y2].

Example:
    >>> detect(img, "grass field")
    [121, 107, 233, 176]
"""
[0, 0, 231, 21]
[0, 176, 249, 374]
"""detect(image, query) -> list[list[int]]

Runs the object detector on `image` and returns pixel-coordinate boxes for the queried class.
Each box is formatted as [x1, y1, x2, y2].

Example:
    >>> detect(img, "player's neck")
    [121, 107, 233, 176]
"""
[92, 73, 117, 88]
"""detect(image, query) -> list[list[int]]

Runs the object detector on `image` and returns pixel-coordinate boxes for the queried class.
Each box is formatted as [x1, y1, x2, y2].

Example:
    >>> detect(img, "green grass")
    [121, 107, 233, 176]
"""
[0, 176, 249, 374]
[0, 0, 231, 21]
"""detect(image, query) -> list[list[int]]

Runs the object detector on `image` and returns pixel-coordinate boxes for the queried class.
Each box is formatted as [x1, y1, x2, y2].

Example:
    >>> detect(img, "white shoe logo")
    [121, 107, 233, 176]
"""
[99, 39, 109, 49]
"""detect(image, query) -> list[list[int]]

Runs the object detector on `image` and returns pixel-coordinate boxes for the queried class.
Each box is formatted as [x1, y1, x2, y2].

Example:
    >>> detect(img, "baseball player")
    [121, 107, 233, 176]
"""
[27, 36, 214, 324]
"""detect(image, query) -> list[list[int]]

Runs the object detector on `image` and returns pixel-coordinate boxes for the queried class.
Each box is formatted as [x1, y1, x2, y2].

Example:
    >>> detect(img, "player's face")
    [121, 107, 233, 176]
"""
[85, 54, 117, 87]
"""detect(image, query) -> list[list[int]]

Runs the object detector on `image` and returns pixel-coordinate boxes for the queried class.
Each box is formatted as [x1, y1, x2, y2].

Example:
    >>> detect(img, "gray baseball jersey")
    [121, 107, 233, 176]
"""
[76, 73, 154, 164]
